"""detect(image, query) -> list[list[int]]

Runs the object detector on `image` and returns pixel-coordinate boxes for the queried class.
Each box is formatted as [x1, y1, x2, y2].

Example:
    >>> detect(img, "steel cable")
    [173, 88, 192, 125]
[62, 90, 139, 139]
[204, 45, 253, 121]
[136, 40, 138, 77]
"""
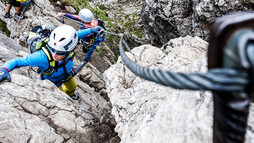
[118, 34, 250, 92]
[62, 14, 250, 92]
[62, 16, 131, 52]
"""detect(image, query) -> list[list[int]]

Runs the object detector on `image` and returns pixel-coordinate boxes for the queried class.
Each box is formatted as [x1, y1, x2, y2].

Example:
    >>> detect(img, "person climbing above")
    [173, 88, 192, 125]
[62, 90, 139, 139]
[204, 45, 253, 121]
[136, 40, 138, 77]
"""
[0, 25, 104, 100]
[4, 0, 29, 19]
[57, 8, 105, 53]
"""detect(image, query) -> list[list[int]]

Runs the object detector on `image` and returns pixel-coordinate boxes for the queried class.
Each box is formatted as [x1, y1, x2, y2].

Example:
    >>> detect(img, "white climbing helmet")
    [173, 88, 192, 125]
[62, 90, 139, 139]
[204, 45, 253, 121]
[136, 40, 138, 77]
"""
[48, 25, 78, 52]
[78, 8, 94, 23]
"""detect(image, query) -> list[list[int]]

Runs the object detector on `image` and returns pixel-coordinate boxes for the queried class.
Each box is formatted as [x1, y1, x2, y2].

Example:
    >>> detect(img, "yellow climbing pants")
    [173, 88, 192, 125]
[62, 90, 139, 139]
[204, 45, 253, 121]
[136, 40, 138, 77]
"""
[16, 0, 29, 2]
[58, 77, 77, 96]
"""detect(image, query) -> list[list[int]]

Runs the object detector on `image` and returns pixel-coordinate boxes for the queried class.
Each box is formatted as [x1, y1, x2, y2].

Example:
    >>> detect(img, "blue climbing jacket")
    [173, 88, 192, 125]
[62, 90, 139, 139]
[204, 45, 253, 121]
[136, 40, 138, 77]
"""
[63, 13, 105, 48]
[1, 28, 92, 87]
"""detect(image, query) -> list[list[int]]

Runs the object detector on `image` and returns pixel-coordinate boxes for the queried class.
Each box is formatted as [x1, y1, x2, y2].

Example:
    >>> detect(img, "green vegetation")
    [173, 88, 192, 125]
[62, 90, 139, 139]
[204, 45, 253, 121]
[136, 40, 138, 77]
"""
[98, 4, 107, 11]
[59, 0, 142, 38]
[96, 47, 104, 57]
[124, 13, 143, 38]
[114, 54, 119, 62]
[97, 47, 111, 57]
[60, 0, 143, 62]
[60, 0, 89, 11]
[163, 51, 169, 55]
[0, 19, 10, 37]
[93, 7, 119, 31]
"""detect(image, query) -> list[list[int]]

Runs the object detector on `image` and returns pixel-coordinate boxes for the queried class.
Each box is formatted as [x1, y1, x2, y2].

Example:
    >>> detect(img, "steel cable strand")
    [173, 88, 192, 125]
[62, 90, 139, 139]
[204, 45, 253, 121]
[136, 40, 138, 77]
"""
[202, 69, 248, 85]
[119, 34, 249, 92]
[132, 65, 248, 91]
[185, 71, 248, 91]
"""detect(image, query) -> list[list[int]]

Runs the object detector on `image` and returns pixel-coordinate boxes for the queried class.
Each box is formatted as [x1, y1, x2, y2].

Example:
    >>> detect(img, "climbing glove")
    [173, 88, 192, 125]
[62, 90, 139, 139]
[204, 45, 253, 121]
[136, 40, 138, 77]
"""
[90, 26, 104, 34]
[0, 68, 11, 82]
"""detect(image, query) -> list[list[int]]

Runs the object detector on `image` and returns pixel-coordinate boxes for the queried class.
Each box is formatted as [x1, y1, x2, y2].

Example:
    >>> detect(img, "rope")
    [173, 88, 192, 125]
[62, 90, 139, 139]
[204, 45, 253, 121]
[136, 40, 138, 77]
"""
[118, 34, 250, 92]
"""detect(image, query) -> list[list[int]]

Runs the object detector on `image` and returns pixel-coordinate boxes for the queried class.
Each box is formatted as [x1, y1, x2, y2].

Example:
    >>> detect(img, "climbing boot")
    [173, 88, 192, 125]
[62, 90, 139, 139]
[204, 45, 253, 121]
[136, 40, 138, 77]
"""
[4, 13, 12, 18]
[14, 13, 25, 19]
[70, 92, 80, 100]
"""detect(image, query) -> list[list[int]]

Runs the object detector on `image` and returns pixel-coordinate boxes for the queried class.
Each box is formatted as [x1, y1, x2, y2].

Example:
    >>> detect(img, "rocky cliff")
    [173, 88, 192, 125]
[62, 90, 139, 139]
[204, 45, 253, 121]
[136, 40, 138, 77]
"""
[0, 0, 59, 44]
[104, 36, 254, 143]
[141, 0, 254, 46]
[0, 0, 112, 98]
[0, 33, 119, 143]
[1, 0, 254, 143]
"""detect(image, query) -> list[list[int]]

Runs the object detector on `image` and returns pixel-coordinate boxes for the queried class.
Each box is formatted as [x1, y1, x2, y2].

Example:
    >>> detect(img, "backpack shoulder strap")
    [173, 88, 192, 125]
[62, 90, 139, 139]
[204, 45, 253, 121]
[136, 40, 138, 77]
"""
[97, 19, 106, 29]
[69, 51, 75, 61]
[36, 38, 49, 50]
[41, 44, 56, 76]
[41, 45, 75, 76]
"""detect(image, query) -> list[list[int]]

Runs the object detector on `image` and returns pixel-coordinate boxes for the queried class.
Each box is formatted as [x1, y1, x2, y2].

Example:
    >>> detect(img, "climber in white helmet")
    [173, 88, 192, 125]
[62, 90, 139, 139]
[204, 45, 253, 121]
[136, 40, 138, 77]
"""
[78, 8, 94, 23]
[0, 24, 103, 100]
[57, 8, 105, 53]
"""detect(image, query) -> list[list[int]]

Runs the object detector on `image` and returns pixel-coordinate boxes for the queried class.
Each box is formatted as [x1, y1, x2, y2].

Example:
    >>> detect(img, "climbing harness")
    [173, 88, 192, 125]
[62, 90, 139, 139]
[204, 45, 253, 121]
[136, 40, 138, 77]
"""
[27, 25, 75, 80]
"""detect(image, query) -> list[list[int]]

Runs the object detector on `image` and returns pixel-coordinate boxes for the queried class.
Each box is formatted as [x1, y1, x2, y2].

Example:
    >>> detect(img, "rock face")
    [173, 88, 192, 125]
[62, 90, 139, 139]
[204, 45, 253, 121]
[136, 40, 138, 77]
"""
[0, 0, 60, 44]
[90, 0, 145, 47]
[140, 0, 254, 46]
[0, 0, 109, 99]
[0, 33, 118, 143]
[104, 36, 254, 143]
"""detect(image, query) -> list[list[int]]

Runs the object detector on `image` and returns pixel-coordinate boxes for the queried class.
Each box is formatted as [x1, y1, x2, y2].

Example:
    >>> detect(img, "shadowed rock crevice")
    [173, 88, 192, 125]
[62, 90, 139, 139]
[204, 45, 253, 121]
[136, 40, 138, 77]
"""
[140, 0, 254, 46]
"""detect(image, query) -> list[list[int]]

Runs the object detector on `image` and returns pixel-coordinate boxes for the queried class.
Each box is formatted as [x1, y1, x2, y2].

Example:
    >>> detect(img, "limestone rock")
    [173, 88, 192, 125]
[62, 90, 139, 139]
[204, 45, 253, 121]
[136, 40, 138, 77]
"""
[0, 0, 60, 45]
[141, 0, 254, 46]
[0, 33, 117, 143]
[104, 36, 254, 143]
[65, 6, 76, 14]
